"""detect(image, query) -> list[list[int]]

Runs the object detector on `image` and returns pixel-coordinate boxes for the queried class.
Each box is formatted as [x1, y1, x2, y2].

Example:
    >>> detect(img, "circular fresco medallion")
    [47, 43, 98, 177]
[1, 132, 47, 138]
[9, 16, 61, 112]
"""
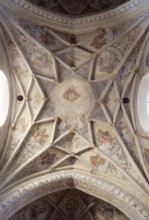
[51, 75, 95, 128]
[64, 196, 81, 213]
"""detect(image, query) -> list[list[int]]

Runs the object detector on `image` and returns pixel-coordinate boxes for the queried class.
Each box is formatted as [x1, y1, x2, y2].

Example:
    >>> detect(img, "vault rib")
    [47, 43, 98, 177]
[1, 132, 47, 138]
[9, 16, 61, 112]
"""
[0, 14, 33, 77]
[25, 101, 33, 121]
[48, 29, 71, 47]
[78, 12, 149, 56]
[0, 95, 45, 179]
[113, 126, 149, 192]
[87, 120, 95, 144]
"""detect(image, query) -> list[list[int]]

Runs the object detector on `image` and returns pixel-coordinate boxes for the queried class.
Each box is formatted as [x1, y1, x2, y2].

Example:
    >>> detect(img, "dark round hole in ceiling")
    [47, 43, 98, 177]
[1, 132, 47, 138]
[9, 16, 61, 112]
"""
[123, 97, 129, 104]
[17, 95, 24, 101]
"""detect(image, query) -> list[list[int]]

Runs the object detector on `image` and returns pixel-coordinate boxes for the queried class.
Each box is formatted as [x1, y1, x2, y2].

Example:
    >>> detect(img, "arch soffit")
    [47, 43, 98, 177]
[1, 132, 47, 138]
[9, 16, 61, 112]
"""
[0, 171, 149, 220]
[0, 0, 149, 33]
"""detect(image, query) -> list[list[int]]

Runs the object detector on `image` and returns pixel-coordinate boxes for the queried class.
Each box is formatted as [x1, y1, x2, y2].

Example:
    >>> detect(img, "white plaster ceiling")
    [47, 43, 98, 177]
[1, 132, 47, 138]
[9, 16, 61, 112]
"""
[0, 1, 149, 219]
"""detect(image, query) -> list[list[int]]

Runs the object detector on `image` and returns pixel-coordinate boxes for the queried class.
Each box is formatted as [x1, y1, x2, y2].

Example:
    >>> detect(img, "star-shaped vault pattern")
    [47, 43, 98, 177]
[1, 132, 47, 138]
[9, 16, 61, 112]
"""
[0, 4, 149, 219]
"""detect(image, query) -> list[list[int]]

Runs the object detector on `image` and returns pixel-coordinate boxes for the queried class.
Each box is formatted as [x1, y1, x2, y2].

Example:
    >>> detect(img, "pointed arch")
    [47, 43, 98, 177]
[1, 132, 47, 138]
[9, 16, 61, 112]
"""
[0, 170, 148, 220]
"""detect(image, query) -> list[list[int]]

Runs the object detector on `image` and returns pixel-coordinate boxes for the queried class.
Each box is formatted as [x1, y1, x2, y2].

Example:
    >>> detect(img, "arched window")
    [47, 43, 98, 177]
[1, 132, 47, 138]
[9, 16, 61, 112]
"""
[0, 70, 9, 127]
[137, 73, 149, 131]
[0, 30, 12, 153]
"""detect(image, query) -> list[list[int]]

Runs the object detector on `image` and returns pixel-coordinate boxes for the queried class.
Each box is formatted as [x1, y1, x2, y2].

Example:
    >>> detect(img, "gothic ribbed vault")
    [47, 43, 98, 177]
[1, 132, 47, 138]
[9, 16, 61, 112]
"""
[0, 0, 149, 219]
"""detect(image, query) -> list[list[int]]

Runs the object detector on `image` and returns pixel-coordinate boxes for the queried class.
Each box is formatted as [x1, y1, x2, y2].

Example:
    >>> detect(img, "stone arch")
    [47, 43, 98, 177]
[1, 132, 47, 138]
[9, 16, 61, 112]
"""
[0, 170, 148, 220]
[0, 0, 148, 33]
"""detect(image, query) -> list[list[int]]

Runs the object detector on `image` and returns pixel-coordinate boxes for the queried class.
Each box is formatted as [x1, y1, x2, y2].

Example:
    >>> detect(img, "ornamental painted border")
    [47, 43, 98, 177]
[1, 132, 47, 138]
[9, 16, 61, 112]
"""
[0, 171, 149, 220]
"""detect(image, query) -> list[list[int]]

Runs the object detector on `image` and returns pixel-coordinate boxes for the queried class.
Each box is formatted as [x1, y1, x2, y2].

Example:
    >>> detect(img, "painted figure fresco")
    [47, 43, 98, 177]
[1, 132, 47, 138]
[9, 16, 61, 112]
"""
[11, 117, 29, 150]
[90, 155, 106, 168]
[64, 197, 80, 212]
[29, 46, 53, 74]
[25, 127, 49, 154]
[96, 129, 113, 145]
[96, 129, 119, 155]
[90, 29, 106, 49]
[28, 200, 49, 220]
[118, 120, 134, 143]
[40, 151, 57, 166]
[13, 118, 28, 136]
[63, 86, 81, 102]
[95, 207, 113, 220]
[97, 48, 122, 74]
[40, 27, 55, 45]
[32, 127, 48, 145]
[35, 150, 59, 171]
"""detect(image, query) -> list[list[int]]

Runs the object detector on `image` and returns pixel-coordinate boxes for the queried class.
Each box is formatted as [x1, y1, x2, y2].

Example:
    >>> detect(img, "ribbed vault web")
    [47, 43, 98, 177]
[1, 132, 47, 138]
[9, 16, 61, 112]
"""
[0, 1, 149, 219]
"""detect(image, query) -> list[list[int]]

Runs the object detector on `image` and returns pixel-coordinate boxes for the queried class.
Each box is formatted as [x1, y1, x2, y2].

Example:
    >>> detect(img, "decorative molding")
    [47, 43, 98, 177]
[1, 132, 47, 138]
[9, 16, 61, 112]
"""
[0, 171, 149, 220]
[0, 0, 149, 33]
